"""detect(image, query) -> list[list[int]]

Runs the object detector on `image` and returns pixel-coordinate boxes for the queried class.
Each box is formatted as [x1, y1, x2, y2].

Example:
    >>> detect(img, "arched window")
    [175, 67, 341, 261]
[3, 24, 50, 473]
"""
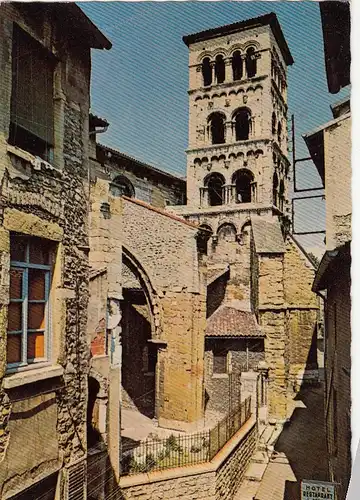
[215, 55, 225, 84]
[273, 172, 279, 206]
[202, 57, 212, 87]
[208, 113, 225, 144]
[205, 173, 225, 206]
[277, 122, 282, 145]
[272, 112, 276, 135]
[197, 224, 213, 255]
[245, 47, 257, 78]
[110, 175, 135, 198]
[234, 108, 251, 141]
[279, 180, 285, 211]
[218, 223, 237, 242]
[232, 51, 243, 81]
[232, 169, 253, 203]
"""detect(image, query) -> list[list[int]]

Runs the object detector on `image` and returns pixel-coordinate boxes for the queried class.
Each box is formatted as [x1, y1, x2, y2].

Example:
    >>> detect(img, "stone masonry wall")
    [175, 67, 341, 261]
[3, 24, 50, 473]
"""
[284, 236, 319, 389]
[119, 419, 257, 500]
[0, 4, 94, 497]
[216, 422, 257, 499]
[122, 198, 200, 292]
[324, 115, 351, 251]
[159, 290, 206, 427]
[258, 254, 287, 419]
[121, 472, 216, 500]
[121, 198, 207, 428]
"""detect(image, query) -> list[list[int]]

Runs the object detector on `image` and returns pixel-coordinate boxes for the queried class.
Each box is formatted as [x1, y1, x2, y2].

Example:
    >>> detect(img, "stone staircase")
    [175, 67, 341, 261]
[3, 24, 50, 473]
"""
[234, 421, 284, 500]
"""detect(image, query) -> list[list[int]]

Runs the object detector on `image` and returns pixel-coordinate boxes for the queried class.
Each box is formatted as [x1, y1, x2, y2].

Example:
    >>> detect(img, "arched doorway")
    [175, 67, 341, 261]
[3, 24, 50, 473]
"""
[121, 253, 158, 419]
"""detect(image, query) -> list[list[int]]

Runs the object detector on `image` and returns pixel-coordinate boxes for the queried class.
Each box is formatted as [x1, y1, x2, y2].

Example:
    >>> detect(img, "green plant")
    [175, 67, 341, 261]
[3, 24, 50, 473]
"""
[165, 434, 181, 452]
[144, 453, 157, 472]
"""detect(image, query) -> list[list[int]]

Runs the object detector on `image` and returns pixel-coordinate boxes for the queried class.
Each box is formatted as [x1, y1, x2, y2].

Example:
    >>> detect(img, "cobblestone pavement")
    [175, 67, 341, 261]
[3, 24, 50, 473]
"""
[235, 384, 328, 500]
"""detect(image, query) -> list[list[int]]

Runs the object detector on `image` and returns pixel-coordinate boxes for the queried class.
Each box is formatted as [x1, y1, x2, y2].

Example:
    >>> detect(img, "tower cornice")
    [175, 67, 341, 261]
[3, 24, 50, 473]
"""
[186, 138, 270, 156]
[183, 12, 294, 66]
[188, 74, 267, 95]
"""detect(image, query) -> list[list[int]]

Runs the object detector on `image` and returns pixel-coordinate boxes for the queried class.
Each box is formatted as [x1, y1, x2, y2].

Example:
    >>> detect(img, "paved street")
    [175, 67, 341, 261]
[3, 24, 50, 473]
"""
[235, 384, 328, 500]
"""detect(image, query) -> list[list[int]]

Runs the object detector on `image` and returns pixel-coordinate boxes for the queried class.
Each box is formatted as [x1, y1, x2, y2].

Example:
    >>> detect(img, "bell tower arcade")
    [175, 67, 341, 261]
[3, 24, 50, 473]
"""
[182, 13, 293, 215]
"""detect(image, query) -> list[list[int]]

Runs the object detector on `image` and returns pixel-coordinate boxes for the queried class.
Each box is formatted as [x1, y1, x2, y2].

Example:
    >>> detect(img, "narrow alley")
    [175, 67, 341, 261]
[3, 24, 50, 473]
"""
[236, 384, 329, 500]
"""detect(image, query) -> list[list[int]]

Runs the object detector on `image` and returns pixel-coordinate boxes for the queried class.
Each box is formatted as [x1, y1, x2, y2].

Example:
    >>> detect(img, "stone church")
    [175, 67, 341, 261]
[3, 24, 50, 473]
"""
[170, 13, 320, 421]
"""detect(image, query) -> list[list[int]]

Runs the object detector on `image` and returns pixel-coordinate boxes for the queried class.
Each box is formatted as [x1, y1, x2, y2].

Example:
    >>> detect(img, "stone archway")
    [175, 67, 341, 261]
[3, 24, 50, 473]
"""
[87, 369, 108, 449]
[121, 247, 163, 419]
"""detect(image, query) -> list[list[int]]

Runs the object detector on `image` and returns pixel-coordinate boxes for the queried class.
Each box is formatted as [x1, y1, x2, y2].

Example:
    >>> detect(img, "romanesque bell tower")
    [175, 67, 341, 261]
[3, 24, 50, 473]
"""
[183, 13, 293, 215]
[170, 15, 319, 423]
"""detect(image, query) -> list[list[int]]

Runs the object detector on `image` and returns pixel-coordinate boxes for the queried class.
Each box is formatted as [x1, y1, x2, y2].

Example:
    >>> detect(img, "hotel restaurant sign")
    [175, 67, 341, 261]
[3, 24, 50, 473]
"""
[301, 480, 336, 500]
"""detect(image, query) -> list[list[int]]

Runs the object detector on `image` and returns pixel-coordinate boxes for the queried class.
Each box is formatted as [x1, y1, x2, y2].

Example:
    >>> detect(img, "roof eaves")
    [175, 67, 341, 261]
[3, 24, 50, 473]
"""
[61, 4, 112, 50]
[183, 13, 293, 66]
[312, 242, 350, 292]
[97, 143, 186, 184]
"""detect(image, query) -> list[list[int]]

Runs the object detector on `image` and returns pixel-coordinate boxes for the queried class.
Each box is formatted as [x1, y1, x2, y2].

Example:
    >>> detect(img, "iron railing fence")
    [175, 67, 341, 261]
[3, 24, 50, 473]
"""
[120, 396, 251, 476]
[209, 395, 252, 460]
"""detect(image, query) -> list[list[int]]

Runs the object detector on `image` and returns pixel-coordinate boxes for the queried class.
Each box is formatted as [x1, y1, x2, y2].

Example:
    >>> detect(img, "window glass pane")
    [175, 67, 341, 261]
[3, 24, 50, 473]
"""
[213, 355, 227, 374]
[8, 302, 22, 331]
[7, 334, 22, 363]
[28, 303, 45, 330]
[10, 268, 23, 299]
[29, 238, 50, 265]
[29, 269, 46, 300]
[11, 25, 54, 146]
[27, 332, 44, 360]
[10, 235, 27, 262]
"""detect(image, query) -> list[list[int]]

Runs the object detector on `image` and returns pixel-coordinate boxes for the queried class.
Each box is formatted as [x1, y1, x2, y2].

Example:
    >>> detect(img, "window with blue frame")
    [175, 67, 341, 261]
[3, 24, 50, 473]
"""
[7, 234, 53, 369]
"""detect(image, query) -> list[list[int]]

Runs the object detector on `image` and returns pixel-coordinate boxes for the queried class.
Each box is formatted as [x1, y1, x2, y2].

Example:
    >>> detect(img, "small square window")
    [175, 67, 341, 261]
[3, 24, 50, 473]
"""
[7, 234, 54, 370]
[213, 342, 227, 374]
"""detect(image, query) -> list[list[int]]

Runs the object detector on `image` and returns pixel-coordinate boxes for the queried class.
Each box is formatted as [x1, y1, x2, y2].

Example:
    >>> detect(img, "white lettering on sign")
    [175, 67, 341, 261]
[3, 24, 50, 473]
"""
[301, 480, 335, 500]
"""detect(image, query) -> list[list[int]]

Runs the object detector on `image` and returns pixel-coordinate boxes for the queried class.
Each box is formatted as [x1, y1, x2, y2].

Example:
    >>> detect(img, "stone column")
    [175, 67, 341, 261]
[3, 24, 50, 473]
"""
[196, 65, 202, 88]
[210, 61, 216, 85]
[224, 57, 232, 82]
[225, 121, 233, 143]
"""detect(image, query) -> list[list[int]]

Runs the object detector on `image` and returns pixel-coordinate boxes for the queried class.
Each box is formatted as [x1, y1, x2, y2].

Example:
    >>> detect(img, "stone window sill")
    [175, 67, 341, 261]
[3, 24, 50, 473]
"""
[144, 372, 155, 377]
[212, 373, 229, 379]
[7, 144, 60, 173]
[3, 364, 64, 389]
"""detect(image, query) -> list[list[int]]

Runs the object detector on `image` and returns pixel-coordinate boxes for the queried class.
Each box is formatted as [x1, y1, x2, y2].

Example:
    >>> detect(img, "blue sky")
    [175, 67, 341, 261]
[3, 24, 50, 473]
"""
[81, 1, 350, 249]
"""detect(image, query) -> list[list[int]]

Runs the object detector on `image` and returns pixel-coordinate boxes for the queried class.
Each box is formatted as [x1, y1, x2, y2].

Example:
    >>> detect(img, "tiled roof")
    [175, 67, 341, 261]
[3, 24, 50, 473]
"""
[206, 305, 264, 338]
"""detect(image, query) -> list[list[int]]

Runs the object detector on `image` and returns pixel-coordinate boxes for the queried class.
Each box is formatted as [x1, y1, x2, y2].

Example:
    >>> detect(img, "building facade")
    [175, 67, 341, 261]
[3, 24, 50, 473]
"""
[90, 129, 186, 209]
[170, 13, 320, 422]
[303, 3, 351, 498]
[0, 4, 123, 499]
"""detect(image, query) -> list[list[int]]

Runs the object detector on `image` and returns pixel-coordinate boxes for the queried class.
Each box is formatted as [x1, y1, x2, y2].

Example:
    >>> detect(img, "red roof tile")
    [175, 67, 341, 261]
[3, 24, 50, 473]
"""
[206, 306, 264, 338]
